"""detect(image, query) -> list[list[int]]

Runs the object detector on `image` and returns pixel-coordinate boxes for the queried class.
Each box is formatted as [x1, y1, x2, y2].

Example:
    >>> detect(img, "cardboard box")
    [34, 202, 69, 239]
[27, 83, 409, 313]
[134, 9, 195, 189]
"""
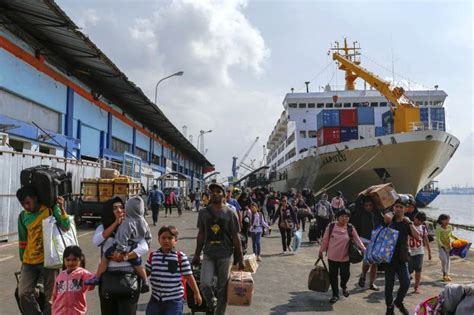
[100, 168, 120, 179]
[227, 271, 254, 306]
[231, 254, 259, 274]
[360, 183, 398, 209]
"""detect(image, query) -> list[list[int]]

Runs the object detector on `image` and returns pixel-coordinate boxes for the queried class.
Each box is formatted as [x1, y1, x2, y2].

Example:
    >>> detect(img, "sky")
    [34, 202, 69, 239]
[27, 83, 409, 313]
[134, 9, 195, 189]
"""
[57, 0, 473, 188]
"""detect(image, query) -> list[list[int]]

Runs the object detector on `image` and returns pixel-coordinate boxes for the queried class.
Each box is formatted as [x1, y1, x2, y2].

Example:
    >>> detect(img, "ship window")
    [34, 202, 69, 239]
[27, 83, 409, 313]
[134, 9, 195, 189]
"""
[343, 103, 351, 108]
[298, 103, 306, 108]
[317, 103, 324, 108]
[326, 103, 333, 108]
[433, 101, 443, 106]
[416, 101, 423, 106]
[300, 130, 307, 138]
[335, 103, 342, 108]
[308, 130, 318, 138]
[370, 102, 378, 107]
[308, 103, 315, 108]
[8, 139, 24, 152]
[286, 132, 295, 145]
[289, 103, 297, 108]
[353, 102, 361, 108]
[380, 102, 387, 107]
[424, 101, 428, 105]
[303, 119, 306, 123]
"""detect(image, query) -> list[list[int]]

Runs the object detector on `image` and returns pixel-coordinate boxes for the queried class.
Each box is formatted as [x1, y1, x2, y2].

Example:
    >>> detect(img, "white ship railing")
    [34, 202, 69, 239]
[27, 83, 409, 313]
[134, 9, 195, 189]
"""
[409, 121, 445, 132]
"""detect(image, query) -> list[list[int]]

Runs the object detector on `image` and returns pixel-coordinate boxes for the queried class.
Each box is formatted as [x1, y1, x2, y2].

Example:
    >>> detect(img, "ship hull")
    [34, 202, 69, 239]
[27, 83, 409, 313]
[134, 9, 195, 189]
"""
[269, 130, 459, 201]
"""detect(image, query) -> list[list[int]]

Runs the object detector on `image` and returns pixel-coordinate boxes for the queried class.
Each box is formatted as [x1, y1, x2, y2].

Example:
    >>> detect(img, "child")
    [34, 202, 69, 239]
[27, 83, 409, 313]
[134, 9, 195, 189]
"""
[435, 213, 458, 282]
[146, 225, 202, 315]
[249, 202, 269, 262]
[87, 196, 152, 292]
[52, 246, 95, 315]
[408, 211, 432, 293]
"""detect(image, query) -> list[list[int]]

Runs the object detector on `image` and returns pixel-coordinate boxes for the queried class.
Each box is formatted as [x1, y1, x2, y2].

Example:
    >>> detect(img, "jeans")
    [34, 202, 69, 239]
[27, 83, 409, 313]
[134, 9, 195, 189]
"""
[150, 203, 160, 224]
[439, 247, 450, 275]
[201, 255, 233, 315]
[279, 228, 292, 252]
[251, 231, 262, 256]
[328, 260, 350, 298]
[146, 297, 183, 315]
[195, 200, 201, 211]
[384, 262, 410, 306]
[18, 263, 58, 315]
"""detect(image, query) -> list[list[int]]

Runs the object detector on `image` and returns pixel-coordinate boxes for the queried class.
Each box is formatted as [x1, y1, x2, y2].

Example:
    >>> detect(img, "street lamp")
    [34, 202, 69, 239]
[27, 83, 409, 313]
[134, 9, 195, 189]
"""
[154, 71, 184, 105]
[197, 129, 212, 154]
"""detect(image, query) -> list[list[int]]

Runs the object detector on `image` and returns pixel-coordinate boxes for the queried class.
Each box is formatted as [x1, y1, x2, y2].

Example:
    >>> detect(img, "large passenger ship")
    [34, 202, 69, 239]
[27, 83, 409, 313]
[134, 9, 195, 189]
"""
[266, 40, 459, 200]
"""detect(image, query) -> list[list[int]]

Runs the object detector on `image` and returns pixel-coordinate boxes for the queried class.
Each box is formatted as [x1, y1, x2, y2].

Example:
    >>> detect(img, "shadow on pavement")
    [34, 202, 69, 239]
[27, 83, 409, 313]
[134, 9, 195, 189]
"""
[270, 291, 333, 314]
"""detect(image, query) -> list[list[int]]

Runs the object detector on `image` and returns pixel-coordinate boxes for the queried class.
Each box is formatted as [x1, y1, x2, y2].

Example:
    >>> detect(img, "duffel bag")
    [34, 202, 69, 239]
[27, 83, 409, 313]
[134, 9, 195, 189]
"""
[20, 165, 72, 207]
[308, 258, 330, 292]
[364, 225, 399, 264]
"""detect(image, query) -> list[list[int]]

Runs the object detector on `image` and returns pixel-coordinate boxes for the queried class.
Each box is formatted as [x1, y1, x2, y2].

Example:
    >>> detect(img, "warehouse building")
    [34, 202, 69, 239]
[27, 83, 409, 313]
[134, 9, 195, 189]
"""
[0, 1, 213, 185]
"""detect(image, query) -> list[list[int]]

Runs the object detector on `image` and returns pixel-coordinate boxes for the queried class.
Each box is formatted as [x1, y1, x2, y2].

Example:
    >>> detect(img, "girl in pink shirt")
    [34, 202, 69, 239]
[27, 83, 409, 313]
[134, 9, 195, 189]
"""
[52, 246, 95, 315]
[319, 209, 365, 304]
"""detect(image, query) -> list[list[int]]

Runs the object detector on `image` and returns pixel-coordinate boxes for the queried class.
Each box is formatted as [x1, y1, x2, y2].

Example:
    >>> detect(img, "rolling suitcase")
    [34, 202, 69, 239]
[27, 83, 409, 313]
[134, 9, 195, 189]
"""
[20, 165, 72, 207]
[186, 264, 210, 314]
[308, 221, 318, 242]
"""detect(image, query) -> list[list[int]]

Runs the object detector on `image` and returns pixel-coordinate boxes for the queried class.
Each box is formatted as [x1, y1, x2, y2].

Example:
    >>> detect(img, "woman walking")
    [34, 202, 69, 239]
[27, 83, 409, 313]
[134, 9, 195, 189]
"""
[92, 197, 149, 315]
[435, 214, 458, 282]
[249, 202, 269, 261]
[272, 196, 299, 255]
[319, 209, 365, 304]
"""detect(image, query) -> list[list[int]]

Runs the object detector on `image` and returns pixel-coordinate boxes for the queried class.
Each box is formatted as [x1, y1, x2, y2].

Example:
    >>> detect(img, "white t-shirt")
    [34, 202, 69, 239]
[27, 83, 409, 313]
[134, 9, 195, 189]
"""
[409, 224, 426, 256]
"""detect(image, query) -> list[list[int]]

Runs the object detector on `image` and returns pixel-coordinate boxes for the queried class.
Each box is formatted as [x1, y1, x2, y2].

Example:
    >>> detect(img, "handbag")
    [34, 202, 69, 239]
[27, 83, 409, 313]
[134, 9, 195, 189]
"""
[278, 208, 294, 230]
[42, 214, 78, 269]
[99, 270, 140, 299]
[347, 224, 364, 264]
[308, 258, 330, 292]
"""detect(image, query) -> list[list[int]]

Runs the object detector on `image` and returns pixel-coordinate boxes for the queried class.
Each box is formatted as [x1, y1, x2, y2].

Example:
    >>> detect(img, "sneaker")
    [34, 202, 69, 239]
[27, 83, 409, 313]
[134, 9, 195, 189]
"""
[257, 256, 262, 262]
[84, 276, 100, 286]
[140, 281, 150, 293]
[446, 276, 453, 281]
[394, 302, 409, 315]
[369, 284, 380, 291]
[153, 222, 156, 226]
[385, 305, 395, 315]
[288, 247, 293, 252]
[358, 275, 366, 288]
[342, 289, 350, 297]
[329, 296, 339, 304]
[281, 251, 287, 255]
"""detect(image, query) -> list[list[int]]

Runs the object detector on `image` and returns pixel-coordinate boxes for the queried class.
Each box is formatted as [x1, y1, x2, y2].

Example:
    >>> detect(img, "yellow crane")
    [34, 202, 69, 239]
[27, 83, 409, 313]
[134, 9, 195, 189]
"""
[330, 39, 420, 133]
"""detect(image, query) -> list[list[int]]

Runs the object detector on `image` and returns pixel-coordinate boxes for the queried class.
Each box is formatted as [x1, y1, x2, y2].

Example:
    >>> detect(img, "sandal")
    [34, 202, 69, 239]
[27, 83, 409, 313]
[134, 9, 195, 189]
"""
[329, 296, 339, 304]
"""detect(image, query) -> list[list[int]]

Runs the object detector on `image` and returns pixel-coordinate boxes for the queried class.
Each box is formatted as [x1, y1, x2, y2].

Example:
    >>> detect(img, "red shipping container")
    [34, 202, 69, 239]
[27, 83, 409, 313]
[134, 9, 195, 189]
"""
[339, 109, 358, 127]
[317, 127, 340, 146]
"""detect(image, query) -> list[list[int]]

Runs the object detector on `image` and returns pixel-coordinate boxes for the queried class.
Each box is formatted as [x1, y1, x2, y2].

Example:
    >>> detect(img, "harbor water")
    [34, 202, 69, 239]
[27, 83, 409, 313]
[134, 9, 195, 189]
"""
[424, 194, 474, 242]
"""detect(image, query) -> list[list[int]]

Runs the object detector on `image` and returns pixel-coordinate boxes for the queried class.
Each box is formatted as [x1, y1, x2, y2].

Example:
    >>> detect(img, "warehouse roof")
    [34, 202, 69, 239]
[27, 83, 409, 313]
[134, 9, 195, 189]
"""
[0, 0, 213, 167]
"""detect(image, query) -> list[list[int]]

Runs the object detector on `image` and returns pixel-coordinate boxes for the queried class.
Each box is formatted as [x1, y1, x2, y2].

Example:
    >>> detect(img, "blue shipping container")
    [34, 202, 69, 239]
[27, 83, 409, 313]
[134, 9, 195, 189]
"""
[317, 110, 340, 128]
[357, 107, 375, 125]
[340, 127, 358, 142]
[375, 126, 386, 137]
[382, 110, 393, 127]
[420, 108, 429, 122]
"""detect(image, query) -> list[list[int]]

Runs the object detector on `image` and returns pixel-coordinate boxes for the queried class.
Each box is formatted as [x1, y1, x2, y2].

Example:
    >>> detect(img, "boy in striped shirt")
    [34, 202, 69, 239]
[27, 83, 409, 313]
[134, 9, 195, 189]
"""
[146, 225, 202, 315]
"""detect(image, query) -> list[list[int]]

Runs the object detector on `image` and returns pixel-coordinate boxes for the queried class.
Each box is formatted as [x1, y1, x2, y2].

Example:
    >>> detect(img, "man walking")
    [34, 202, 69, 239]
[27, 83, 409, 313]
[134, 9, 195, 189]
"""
[192, 183, 244, 315]
[17, 186, 71, 315]
[147, 184, 164, 226]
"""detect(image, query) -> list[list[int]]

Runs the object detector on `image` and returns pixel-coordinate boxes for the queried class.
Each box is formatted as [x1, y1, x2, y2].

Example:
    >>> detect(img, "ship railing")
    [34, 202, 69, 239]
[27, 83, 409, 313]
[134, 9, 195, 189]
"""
[409, 121, 445, 132]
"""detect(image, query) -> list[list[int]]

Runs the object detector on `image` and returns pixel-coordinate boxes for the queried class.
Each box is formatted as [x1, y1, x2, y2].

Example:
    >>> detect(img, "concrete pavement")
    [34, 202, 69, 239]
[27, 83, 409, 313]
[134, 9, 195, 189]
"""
[1, 210, 473, 314]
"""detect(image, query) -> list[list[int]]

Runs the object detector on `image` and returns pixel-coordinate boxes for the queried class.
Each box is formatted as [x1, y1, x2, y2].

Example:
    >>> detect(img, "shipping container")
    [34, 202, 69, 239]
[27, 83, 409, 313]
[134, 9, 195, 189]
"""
[375, 126, 387, 137]
[374, 107, 391, 127]
[340, 127, 358, 142]
[393, 107, 420, 133]
[339, 109, 357, 127]
[358, 125, 375, 139]
[357, 107, 375, 125]
[317, 109, 340, 128]
[316, 127, 340, 146]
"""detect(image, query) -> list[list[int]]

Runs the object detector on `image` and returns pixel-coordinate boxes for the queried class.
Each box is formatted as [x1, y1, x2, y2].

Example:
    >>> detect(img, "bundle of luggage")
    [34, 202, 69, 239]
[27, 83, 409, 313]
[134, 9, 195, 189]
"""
[450, 239, 472, 259]
[82, 172, 141, 202]
[415, 283, 474, 315]
[227, 271, 255, 306]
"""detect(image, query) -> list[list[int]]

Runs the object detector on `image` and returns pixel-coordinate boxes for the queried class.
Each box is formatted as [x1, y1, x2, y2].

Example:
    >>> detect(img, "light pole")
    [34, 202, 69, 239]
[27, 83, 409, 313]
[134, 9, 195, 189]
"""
[154, 71, 184, 105]
[196, 129, 212, 155]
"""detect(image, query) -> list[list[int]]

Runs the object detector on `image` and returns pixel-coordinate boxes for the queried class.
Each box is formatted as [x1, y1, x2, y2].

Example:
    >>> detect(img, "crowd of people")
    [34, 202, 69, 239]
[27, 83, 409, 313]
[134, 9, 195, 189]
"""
[14, 182, 468, 315]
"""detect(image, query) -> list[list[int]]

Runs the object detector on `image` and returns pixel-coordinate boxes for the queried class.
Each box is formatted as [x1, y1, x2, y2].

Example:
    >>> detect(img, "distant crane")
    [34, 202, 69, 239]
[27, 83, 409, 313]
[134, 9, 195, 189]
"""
[231, 137, 259, 180]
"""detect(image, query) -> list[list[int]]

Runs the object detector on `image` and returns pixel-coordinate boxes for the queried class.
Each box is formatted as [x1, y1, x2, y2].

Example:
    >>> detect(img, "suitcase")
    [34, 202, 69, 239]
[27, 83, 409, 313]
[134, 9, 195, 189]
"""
[308, 258, 330, 292]
[20, 165, 72, 207]
[308, 221, 318, 242]
[186, 264, 209, 314]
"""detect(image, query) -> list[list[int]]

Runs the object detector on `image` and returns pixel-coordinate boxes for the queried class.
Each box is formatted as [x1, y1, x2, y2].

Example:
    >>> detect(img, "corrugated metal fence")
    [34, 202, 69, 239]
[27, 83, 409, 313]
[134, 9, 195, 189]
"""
[0, 149, 100, 241]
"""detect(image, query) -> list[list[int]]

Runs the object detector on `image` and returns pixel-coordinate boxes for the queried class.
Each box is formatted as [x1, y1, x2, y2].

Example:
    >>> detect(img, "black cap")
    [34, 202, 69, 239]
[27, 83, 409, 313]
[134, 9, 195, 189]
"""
[209, 183, 225, 194]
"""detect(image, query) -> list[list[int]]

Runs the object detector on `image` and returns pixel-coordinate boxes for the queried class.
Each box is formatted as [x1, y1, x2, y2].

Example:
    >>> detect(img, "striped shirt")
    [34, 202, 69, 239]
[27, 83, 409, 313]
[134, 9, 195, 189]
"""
[145, 249, 192, 301]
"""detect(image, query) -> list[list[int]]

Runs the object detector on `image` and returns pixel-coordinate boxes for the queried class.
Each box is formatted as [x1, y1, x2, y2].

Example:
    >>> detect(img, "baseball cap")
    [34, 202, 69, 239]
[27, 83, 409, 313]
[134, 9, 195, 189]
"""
[209, 183, 225, 194]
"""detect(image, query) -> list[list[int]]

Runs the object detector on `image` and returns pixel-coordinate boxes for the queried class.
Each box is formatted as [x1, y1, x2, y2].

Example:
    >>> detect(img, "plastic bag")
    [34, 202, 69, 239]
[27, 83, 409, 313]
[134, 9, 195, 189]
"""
[42, 215, 78, 269]
[291, 229, 302, 252]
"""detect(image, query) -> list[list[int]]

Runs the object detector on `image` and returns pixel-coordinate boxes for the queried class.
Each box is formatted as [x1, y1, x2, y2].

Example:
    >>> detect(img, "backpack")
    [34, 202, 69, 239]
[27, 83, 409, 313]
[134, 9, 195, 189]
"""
[316, 202, 329, 219]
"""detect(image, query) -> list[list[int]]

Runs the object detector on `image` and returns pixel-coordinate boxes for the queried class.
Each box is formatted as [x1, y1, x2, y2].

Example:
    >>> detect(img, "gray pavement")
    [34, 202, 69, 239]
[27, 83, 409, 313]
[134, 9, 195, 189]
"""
[1, 210, 473, 314]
